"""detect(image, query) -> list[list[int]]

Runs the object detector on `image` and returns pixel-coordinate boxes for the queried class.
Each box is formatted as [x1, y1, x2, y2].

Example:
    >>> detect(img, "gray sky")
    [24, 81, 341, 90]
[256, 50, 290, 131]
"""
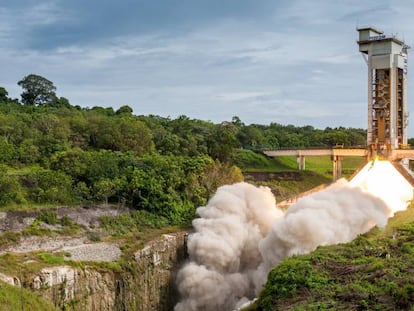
[2, 0, 414, 134]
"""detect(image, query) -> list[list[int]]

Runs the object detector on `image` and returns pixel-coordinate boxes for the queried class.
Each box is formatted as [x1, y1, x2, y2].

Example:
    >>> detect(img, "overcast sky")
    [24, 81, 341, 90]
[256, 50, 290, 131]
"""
[2, 0, 414, 134]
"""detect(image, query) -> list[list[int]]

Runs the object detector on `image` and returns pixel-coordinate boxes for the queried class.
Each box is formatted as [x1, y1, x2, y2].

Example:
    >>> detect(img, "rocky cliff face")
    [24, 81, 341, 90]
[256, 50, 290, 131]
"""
[116, 232, 188, 311]
[31, 265, 116, 310]
[2, 231, 188, 311]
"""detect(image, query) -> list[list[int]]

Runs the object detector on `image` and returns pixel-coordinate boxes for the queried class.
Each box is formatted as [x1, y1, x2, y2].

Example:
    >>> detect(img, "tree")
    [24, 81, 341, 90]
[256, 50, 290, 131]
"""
[0, 87, 9, 102]
[202, 160, 243, 201]
[93, 178, 117, 205]
[25, 169, 73, 204]
[87, 113, 121, 149]
[18, 74, 57, 106]
[231, 116, 244, 127]
[117, 118, 154, 155]
[0, 137, 16, 164]
[238, 125, 264, 149]
[116, 105, 133, 115]
[207, 122, 238, 162]
[0, 167, 24, 206]
[50, 96, 72, 108]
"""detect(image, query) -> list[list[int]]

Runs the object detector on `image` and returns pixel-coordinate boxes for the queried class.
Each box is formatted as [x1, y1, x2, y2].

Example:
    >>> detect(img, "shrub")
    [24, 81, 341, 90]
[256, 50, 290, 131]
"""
[0, 169, 23, 206]
[36, 211, 58, 225]
[25, 169, 73, 204]
[258, 257, 328, 310]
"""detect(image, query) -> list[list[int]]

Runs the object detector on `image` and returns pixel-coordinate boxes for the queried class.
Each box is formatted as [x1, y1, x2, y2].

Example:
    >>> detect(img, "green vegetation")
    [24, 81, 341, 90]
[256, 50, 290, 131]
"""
[0, 74, 408, 311]
[37, 252, 66, 265]
[234, 150, 293, 172]
[99, 210, 170, 236]
[235, 150, 365, 201]
[0, 75, 367, 226]
[0, 231, 21, 249]
[248, 207, 414, 311]
[235, 150, 365, 178]
[0, 280, 59, 311]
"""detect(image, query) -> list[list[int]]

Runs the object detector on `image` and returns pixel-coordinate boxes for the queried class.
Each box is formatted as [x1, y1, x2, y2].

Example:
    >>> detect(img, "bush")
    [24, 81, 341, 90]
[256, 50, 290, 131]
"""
[25, 169, 73, 204]
[99, 210, 170, 237]
[258, 257, 328, 310]
[0, 169, 23, 206]
[36, 211, 58, 225]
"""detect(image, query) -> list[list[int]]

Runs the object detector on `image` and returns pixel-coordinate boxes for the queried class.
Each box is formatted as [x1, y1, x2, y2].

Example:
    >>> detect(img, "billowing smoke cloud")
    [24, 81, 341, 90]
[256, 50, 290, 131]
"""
[175, 183, 282, 311]
[175, 180, 391, 311]
[254, 180, 389, 291]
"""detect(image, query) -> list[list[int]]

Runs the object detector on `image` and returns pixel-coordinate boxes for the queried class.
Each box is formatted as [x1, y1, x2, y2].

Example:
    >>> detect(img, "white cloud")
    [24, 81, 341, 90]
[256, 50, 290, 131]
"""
[2, 0, 414, 135]
[22, 2, 67, 26]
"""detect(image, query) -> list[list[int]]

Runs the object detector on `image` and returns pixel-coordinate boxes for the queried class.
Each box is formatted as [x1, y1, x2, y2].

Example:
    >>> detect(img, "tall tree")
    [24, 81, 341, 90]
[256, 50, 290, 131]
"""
[0, 87, 9, 102]
[18, 74, 57, 106]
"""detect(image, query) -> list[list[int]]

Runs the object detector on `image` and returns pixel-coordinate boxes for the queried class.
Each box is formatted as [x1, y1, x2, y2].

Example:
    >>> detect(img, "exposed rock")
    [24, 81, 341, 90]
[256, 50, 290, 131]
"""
[0, 205, 129, 233]
[0, 272, 21, 286]
[31, 266, 76, 290]
[1, 235, 121, 263]
[129, 232, 189, 311]
[0, 205, 189, 310]
[13, 231, 189, 310]
[31, 266, 115, 310]
[0, 236, 86, 254]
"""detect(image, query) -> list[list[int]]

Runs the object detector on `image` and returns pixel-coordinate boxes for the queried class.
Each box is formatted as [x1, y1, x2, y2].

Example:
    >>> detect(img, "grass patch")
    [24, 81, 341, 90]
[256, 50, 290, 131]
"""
[251, 207, 414, 311]
[99, 210, 170, 237]
[234, 150, 293, 172]
[37, 252, 66, 265]
[21, 221, 53, 237]
[235, 150, 366, 179]
[239, 150, 365, 202]
[0, 280, 59, 311]
[15, 212, 81, 237]
[99, 210, 184, 259]
[0, 231, 21, 249]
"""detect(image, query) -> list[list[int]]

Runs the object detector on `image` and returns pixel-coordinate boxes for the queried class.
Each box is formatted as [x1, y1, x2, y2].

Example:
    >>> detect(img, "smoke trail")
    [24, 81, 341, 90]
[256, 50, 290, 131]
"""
[175, 180, 391, 311]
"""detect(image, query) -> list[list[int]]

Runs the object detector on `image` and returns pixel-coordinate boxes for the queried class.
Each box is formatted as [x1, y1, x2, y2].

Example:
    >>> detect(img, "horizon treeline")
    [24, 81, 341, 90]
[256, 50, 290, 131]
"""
[0, 76, 367, 224]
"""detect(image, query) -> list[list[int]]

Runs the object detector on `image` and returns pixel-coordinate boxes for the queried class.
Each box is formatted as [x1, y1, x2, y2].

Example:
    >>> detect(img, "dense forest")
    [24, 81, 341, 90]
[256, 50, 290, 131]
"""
[0, 74, 368, 224]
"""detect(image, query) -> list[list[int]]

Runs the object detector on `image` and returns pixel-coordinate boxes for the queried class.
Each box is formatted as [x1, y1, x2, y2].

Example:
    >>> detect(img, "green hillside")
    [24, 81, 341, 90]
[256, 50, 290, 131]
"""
[246, 207, 414, 311]
[0, 280, 58, 311]
[235, 149, 366, 202]
[235, 149, 366, 178]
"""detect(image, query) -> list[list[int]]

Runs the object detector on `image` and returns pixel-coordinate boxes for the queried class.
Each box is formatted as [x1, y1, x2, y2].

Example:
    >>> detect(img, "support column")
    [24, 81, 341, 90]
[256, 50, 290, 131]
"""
[332, 155, 343, 181]
[296, 155, 305, 170]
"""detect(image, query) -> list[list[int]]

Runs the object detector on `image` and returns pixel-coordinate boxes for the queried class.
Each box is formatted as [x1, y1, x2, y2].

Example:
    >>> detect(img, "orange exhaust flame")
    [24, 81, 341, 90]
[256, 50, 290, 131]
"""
[349, 159, 413, 217]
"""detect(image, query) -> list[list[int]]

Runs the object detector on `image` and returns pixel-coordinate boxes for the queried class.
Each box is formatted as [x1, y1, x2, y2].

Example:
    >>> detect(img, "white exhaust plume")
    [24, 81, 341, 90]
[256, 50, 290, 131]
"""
[175, 171, 401, 311]
[349, 160, 413, 216]
[254, 181, 389, 291]
[175, 183, 282, 311]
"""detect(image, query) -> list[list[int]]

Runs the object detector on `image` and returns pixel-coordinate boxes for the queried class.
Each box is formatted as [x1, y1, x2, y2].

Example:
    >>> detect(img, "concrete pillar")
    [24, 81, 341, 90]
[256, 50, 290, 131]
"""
[296, 155, 305, 170]
[332, 156, 343, 181]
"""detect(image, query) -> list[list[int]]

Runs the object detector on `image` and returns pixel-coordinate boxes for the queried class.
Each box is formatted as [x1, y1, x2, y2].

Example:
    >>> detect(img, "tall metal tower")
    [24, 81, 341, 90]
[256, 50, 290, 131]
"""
[357, 27, 409, 154]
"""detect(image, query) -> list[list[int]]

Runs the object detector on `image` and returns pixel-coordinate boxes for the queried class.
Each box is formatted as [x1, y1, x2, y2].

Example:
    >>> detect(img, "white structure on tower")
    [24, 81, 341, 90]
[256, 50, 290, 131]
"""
[357, 27, 409, 152]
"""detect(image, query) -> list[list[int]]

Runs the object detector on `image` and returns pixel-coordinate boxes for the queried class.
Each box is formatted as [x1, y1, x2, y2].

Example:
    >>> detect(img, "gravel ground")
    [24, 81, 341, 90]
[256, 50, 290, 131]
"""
[0, 205, 127, 262]
[61, 242, 121, 262]
[1, 235, 121, 262]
